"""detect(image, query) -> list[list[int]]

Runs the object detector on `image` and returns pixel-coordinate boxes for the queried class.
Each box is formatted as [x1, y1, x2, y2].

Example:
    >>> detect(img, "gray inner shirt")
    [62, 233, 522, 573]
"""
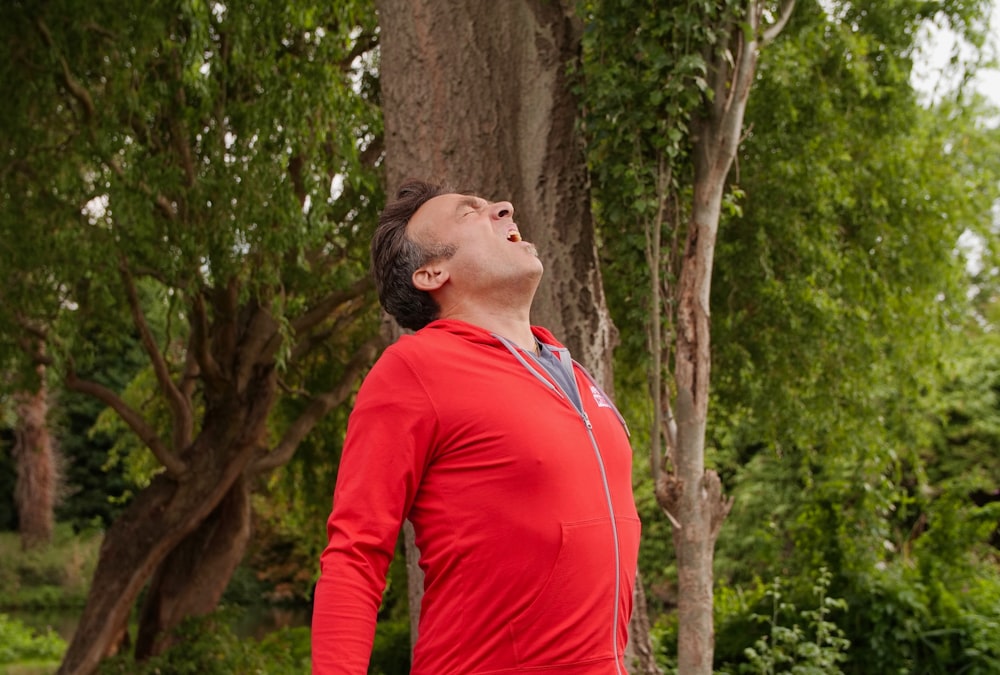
[535, 341, 584, 413]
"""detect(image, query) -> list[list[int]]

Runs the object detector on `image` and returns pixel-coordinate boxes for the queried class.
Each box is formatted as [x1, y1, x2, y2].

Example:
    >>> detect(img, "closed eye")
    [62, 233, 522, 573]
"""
[457, 196, 487, 217]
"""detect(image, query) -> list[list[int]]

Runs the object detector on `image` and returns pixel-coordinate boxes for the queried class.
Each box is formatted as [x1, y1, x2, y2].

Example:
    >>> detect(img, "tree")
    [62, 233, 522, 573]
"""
[0, 2, 383, 672]
[583, 1, 794, 672]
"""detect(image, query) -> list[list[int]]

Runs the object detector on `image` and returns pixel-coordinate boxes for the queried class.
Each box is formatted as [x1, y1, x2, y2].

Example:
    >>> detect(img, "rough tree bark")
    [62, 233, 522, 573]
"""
[654, 3, 795, 674]
[375, 0, 654, 669]
[12, 363, 58, 551]
[134, 475, 253, 658]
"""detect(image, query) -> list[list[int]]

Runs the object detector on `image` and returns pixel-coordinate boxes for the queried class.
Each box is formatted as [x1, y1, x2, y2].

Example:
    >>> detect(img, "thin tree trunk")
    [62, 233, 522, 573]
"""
[402, 519, 423, 653]
[655, 4, 793, 673]
[626, 570, 662, 675]
[13, 364, 58, 550]
[135, 474, 253, 659]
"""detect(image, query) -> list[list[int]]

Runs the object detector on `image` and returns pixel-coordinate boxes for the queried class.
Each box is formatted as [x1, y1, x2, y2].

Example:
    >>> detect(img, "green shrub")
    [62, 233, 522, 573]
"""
[839, 563, 1000, 675]
[0, 613, 66, 665]
[708, 569, 849, 675]
[99, 610, 310, 675]
[0, 528, 101, 610]
[370, 616, 410, 675]
[738, 568, 849, 675]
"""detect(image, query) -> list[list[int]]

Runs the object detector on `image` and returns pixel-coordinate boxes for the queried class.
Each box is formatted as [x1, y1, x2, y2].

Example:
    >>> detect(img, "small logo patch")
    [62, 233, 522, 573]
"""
[590, 385, 613, 409]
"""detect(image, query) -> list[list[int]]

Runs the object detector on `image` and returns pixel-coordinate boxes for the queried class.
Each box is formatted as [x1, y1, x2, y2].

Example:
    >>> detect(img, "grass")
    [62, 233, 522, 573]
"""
[0, 662, 61, 675]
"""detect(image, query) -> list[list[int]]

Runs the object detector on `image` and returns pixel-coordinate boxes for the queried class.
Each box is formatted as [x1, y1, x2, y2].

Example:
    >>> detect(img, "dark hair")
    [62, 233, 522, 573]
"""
[371, 180, 454, 330]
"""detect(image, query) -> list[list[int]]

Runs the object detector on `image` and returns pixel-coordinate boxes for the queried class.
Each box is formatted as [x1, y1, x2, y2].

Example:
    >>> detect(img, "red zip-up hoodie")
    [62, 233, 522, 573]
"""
[312, 319, 640, 674]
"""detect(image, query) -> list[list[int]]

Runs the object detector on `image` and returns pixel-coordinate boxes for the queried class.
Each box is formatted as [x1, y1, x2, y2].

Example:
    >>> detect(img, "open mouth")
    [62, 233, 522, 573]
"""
[507, 229, 522, 243]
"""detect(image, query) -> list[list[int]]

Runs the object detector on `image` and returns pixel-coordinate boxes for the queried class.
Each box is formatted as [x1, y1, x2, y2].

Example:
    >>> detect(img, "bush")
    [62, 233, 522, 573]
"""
[0, 613, 66, 666]
[99, 610, 311, 675]
[708, 569, 849, 675]
[0, 527, 101, 610]
[839, 563, 1000, 675]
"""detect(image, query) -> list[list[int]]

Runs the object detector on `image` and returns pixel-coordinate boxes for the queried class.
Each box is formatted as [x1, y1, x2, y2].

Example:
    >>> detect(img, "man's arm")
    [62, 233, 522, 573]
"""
[311, 350, 433, 674]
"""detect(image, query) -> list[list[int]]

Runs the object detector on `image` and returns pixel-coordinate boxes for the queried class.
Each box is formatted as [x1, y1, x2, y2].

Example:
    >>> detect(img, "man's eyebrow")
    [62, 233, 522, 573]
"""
[455, 195, 486, 213]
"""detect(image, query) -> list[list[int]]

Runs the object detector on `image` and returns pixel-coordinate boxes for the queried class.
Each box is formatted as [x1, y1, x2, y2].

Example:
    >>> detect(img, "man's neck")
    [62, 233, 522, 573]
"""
[441, 307, 536, 354]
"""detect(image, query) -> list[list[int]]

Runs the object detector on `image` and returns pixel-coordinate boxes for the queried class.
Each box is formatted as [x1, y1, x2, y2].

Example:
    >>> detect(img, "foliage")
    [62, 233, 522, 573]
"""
[711, 0, 1000, 464]
[0, 0, 383, 663]
[579, 0, 716, 400]
[736, 569, 849, 675]
[582, 0, 1000, 673]
[99, 611, 311, 675]
[0, 613, 66, 667]
[369, 537, 413, 675]
[0, 526, 101, 610]
[52, 319, 147, 531]
[837, 554, 1000, 674]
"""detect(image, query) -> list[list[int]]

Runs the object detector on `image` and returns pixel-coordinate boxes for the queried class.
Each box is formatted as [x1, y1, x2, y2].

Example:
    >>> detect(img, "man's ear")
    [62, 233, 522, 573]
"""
[413, 263, 450, 292]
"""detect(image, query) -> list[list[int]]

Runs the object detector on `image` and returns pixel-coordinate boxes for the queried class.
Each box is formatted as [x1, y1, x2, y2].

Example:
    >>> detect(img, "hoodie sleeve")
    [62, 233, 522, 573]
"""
[311, 348, 436, 674]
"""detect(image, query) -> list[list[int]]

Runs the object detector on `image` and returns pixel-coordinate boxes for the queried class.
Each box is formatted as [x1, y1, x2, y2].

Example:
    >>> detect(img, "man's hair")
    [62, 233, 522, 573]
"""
[371, 180, 455, 331]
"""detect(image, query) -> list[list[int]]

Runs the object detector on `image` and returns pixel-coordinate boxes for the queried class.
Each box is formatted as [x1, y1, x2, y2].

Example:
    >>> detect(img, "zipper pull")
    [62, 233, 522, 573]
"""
[582, 412, 593, 430]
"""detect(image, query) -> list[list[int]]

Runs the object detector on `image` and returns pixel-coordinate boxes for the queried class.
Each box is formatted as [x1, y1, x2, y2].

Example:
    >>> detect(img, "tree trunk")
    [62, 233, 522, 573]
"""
[654, 4, 792, 673]
[57, 372, 276, 675]
[402, 519, 423, 652]
[135, 474, 253, 659]
[626, 570, 662, 675]
[12, 365, 58, 550]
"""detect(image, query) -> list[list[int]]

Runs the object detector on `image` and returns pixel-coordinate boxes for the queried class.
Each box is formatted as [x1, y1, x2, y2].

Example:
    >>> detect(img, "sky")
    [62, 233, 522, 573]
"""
[911, 2, 1000, 109]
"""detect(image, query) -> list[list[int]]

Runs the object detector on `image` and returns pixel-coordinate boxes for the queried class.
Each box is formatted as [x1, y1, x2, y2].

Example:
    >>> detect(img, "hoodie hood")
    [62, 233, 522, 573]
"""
[420, 318, 565, 350]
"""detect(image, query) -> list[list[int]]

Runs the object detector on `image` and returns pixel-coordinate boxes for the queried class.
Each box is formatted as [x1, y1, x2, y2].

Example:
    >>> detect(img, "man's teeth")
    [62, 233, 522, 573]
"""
[508, 231, 522, 242]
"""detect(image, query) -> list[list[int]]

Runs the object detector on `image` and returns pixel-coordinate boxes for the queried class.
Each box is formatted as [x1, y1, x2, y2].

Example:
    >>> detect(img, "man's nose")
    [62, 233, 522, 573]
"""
[490, 201, 514, 220]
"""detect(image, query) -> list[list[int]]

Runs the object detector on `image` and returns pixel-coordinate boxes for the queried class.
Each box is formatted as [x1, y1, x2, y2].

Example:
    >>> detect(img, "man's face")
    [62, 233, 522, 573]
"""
[407, 193, 543, 298]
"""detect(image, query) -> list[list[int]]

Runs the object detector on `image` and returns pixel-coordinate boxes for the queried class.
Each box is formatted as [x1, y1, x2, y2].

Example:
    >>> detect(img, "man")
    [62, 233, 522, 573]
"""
[312, 180, 640, 674]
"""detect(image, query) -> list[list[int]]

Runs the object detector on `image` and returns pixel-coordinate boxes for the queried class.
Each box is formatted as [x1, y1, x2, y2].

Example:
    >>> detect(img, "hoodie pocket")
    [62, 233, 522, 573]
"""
[507, 518, 619, 667]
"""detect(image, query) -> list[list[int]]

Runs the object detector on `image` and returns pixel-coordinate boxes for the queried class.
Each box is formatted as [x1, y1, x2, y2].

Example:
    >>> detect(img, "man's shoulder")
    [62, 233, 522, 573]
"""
[372, 326, 467, 373]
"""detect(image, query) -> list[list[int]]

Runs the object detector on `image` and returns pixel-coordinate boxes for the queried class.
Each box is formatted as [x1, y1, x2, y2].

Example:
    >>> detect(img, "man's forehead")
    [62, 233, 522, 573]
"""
[409, 193, 485, 229]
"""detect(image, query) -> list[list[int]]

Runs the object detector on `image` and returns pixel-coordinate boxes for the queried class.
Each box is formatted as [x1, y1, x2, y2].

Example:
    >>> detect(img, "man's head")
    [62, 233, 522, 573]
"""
[371, 180, 451, 330]
[372, 179, 542, 331]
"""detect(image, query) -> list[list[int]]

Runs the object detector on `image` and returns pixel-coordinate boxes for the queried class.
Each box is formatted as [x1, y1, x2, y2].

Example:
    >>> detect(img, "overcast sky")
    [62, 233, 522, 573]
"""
[911, 3, 1000, 109]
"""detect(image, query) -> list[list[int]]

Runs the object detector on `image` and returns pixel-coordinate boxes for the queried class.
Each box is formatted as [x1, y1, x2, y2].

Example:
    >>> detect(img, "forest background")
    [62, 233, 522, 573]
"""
[1, 0, 999, 674]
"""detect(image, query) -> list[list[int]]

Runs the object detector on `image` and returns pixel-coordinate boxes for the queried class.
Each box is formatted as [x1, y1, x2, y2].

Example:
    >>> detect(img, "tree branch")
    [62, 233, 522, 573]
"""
[119, 256, 194, 451]
[189, 289, 225, 388]
[65, 370, 187, 478]
[761, 0, 796, 45]
[291, 276, 373, 336]
[106, 157, 177, 220]
[338, 29, 379, 72]
[35, 17, 95, 121]
[290, 295, 369, 363]
[234, 301, 280, 394]
[252, 334, 385, 473]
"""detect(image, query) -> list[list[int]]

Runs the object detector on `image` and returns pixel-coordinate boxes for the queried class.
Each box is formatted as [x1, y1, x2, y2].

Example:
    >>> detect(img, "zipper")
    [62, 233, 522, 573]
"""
[581, 411, 624, 675]
[494, 334, 624, 673]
